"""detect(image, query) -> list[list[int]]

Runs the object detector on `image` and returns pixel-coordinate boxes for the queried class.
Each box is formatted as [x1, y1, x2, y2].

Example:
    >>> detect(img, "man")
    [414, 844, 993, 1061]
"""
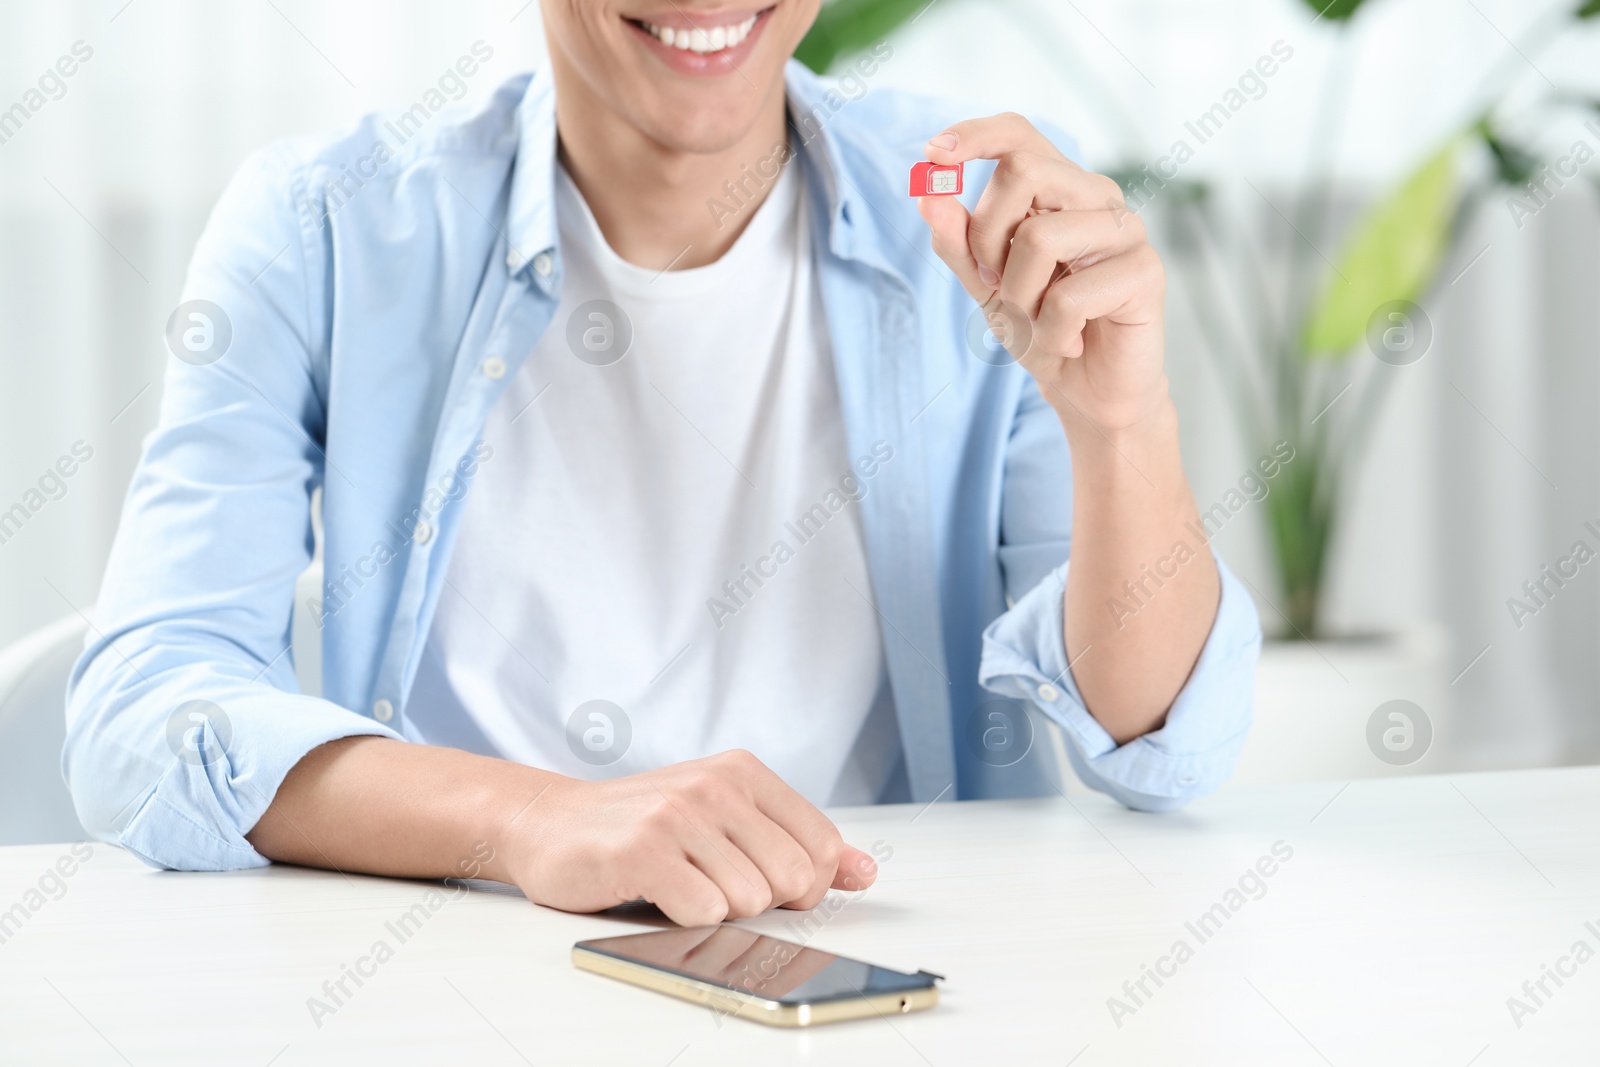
[65, 0, 1259, 926]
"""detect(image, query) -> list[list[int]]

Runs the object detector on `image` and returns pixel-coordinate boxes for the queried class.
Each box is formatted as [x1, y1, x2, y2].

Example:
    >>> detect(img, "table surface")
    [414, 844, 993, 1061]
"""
[2, 766, 1597, 1066]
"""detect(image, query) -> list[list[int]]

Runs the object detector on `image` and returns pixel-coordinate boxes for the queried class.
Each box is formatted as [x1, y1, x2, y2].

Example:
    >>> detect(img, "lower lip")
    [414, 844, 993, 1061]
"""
[627, 9, 773, 77]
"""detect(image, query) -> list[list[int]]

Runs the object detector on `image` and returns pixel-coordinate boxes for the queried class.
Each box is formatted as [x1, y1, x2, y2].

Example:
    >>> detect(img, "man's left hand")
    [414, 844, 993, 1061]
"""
[917, 113, 1169, 438]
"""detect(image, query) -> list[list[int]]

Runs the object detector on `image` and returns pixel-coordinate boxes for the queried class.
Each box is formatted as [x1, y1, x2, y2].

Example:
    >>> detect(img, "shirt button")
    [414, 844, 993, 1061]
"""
[482, 357, 506, 380]
[506, 248, 526, 271]
[532, 252, 554, 277]
[414, 520, 433, 545]
[372, 698, 395, 723]
[1036, 682, 1060, 703]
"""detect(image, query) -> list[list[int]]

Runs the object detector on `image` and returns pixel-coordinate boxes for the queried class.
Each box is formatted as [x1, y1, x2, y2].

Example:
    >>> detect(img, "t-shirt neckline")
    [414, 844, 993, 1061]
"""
[554, 150, 803, 301]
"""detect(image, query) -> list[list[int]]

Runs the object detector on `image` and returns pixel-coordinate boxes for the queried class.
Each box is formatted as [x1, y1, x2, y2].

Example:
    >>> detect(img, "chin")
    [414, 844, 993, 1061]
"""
[634, 92, 777, 155]
[548, 0, 820, 155]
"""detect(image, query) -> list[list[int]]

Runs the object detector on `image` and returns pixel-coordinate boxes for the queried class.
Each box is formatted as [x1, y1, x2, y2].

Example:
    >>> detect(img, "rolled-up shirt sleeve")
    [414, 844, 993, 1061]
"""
[978, 554, 1262, 811]
[62, 146, 402, 872]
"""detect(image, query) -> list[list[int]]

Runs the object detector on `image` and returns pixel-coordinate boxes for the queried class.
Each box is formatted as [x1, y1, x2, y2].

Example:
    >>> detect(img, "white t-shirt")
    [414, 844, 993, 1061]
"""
[407, 157, 901, 806]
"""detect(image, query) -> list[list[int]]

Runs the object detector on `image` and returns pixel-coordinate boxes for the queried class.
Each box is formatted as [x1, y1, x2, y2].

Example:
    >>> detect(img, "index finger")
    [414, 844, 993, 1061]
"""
[739, 758, 873, 894]
[923, 111, 1066, 166]
[748, 762, 841, 857]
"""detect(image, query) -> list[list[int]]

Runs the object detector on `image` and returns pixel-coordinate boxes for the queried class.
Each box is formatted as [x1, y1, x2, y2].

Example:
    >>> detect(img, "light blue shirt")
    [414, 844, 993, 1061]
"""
[63, 62, 1261, 872]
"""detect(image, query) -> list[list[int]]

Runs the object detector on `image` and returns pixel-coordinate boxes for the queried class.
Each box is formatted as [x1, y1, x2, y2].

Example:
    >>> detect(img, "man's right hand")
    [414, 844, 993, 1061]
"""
[248, 738, 876, 927]
[488, 749, 878, 926]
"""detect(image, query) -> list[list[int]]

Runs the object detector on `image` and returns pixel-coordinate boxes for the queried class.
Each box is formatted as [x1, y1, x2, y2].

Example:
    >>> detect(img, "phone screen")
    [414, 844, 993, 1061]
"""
[577, 926, 936, 1005]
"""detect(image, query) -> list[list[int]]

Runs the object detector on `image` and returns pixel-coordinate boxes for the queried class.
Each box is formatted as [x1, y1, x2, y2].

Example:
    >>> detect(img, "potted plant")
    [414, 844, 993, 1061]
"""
[1154, 0, 1600, 783]
[798, 0, 1600, 782]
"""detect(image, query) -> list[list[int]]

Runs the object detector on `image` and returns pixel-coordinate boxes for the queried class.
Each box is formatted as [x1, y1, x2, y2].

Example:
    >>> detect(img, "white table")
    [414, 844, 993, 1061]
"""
[2, 767, 1596, 1065]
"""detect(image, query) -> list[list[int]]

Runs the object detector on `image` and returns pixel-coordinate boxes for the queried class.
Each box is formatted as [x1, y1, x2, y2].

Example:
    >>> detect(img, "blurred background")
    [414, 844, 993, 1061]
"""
[1, 0, 1597, 840]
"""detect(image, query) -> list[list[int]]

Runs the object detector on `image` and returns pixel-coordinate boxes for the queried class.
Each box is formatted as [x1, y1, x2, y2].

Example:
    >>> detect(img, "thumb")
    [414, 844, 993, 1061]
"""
[831, 844, 879, 892]
[918, 194, 992, 304]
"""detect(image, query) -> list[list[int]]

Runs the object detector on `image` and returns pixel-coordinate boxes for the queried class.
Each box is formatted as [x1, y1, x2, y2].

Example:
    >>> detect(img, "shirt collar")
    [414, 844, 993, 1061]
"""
[504, 65, 560, 290]
[782, 61, 905, 285]
[503, 59, 894, 291]
[782, 63, 850, 236]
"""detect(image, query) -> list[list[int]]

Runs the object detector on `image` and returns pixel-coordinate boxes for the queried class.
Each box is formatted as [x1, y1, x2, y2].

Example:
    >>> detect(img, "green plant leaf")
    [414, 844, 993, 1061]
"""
[1578, 0, 1600, 18]
[1300, 138, 1461, 356]
[1298, 0, 1371, 21]
[1475, 119, 1540, 187]
[795, 0, 931, 72]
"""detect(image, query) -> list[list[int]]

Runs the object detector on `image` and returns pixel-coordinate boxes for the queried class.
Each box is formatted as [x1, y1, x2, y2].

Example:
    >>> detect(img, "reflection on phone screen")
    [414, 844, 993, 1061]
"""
[580, 926, 934, 1005]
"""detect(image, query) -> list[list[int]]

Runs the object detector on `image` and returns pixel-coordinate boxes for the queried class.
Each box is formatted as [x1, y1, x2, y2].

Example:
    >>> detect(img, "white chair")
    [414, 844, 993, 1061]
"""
[0, 565, 324, 847]
[0, 611, 95, 844]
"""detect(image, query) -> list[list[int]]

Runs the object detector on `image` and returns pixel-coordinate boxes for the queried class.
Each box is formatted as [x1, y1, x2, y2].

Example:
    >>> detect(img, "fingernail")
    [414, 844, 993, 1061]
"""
[978, 263, 999, 287]
[927, 131, 958, 151]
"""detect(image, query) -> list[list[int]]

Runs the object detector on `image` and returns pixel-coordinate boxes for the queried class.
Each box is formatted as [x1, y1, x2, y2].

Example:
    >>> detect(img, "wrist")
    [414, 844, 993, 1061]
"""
[468, 761, 573, 886]
[1054, 390, 1180, 475]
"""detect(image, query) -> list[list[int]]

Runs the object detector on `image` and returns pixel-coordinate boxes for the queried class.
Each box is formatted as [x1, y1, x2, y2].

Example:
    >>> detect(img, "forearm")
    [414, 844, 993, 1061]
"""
[1058, 395, 1220, 743]
[244, 736, 559, 883]
[244, 738, 875, 925]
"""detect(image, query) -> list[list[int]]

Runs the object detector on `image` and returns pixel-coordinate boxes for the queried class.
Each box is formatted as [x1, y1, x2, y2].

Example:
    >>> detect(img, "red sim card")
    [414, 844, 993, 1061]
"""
[909, 161, 963, 197]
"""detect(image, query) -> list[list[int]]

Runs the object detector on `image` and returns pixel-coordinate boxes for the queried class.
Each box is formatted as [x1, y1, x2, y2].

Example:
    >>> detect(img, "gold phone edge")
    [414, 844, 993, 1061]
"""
[571, 945, 939, 1028]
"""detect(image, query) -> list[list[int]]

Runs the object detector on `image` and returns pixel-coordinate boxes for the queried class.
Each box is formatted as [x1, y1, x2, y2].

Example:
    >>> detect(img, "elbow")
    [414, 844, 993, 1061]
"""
[61, 657, 131, 847]
[1106, 785, 1200, 814]
[61, 680, 159, 862]
[1091, 772, 1220, 813]
[61, 654, 255, 873]
[1067, 724, 1250, 813]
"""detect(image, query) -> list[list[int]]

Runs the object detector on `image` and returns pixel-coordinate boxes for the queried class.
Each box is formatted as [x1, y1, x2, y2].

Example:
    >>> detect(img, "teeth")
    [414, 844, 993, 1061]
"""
[642, 13, 758, 54]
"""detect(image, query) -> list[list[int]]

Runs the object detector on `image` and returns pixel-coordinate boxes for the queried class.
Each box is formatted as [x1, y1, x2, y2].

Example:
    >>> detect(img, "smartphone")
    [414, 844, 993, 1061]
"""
[572, 925, 942, 1028]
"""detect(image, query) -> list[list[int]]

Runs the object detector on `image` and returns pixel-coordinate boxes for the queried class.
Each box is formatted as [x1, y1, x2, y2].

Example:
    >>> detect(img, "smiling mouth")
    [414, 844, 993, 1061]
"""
[627, 6, 774, 56]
